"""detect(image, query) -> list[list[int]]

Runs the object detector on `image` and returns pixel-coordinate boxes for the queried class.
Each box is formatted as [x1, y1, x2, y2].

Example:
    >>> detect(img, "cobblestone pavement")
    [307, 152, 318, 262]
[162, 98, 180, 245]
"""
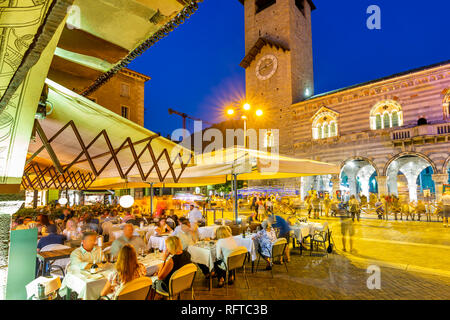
[183, 252, 450, 300]
[192, 209, 450, 300]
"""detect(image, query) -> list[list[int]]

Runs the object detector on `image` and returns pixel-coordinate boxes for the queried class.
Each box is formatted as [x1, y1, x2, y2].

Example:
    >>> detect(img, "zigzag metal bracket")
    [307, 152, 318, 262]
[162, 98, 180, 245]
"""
[22, 119, 191, 190]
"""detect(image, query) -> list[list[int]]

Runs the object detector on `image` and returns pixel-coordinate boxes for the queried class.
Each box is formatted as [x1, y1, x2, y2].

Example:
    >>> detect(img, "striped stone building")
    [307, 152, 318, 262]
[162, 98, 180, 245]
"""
[239, 0, 450, 201]
[291, 61, 450, 202]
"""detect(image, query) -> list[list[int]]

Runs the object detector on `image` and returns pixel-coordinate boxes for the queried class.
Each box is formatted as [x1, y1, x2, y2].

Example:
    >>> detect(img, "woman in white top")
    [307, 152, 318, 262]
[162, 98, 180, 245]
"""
[215, 226, 238, 287]
[62, 218, 81, 240]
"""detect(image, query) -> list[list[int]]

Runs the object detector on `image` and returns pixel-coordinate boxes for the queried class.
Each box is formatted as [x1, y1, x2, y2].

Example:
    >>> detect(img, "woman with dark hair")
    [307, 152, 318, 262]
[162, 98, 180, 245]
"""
[36, 214, 51, 235]
[155, 218, 173, 235]
[100, 244, 147, 299]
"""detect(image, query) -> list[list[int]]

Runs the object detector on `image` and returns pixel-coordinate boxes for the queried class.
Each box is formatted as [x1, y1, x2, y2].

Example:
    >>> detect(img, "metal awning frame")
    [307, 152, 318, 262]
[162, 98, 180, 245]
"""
[22, 118, 191, 190]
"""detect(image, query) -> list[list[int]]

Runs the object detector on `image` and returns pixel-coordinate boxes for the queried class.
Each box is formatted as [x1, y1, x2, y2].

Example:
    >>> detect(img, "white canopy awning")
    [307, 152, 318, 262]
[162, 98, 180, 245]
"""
[22, 79, 192, 190]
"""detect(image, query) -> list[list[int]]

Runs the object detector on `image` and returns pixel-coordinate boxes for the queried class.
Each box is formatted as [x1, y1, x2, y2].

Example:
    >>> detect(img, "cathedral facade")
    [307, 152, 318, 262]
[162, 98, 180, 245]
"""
[239, 0, 450, 201]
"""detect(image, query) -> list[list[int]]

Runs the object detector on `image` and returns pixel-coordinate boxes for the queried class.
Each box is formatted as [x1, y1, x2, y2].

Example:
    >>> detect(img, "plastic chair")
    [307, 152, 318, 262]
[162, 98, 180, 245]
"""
[256, 238, 288, 277]
[116, 277, 152, 300]
[100, 277, 152, 300]
[225, 247, 249, 295]
[155, 263, 197, 300]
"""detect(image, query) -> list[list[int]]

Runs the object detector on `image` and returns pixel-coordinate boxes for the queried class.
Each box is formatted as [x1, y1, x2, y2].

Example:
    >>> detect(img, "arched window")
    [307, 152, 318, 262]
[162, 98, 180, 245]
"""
[312, 110, 338, 140]
[383, 113, 390, 129]
[370, 100, 403, 130]
[392, 111, 399, 127]
[376, 114, 382, 129]
[330, 122, 336, 136]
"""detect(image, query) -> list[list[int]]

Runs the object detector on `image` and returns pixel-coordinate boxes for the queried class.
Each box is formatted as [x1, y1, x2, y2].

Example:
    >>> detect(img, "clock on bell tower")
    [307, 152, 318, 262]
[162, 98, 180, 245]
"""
[238, 0, 315, 152]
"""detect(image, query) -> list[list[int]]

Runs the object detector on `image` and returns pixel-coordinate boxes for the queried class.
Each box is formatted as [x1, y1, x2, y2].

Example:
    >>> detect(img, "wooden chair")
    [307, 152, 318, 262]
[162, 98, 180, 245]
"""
[155, 263, 197, 300]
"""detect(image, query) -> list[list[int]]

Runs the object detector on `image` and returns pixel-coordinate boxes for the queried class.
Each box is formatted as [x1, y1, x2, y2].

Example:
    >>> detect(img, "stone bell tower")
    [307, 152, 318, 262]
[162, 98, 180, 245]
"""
[238, 0, 315, 153]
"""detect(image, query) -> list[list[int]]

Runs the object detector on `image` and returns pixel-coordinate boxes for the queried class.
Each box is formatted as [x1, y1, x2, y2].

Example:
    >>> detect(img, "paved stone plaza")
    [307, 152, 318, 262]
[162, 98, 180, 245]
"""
[188, 212, 450, 300]
[186, 244, 450, 300]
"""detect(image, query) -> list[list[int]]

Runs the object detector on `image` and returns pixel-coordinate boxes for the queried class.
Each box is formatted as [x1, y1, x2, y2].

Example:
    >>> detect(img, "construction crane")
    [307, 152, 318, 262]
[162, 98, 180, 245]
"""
[168, 108, 213, 133]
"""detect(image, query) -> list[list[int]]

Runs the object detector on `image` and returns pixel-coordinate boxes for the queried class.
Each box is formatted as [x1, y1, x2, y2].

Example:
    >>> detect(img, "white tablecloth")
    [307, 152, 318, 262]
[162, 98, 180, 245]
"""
[188, 242, 217, 271]
[291, 223, 324, 242]
[233, 235, 257, 261]
[60, 254, 163, 300]
[148, 235, 168, 251]
[198, 225, 220, 240]
[188, 235, 256, 271]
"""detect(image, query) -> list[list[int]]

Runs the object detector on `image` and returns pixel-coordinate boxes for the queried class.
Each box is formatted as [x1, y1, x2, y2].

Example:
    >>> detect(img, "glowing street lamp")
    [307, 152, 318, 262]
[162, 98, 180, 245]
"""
[256, 109, 263, 117]
[226, 108, 235, 116]
[243, 103, 251, 111]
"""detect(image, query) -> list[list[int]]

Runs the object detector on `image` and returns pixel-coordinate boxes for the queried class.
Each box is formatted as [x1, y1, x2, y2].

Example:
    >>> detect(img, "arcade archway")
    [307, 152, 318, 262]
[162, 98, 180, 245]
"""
[385, 153, 437, 201]
[340, 157, 379, 198]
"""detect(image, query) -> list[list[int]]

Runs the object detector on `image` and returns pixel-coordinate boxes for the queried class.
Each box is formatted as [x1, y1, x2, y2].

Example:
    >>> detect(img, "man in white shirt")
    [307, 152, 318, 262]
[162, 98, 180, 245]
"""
[69, 231, 103, 271]
[110, 223, 145, 257]
[173, 218, 199, 250]
[188, 205, 203, 225]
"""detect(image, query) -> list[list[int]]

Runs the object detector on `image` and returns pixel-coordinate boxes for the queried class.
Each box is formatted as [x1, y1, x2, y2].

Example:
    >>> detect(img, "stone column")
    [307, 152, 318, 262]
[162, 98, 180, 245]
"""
[331, 175, 341, 199]
[376, 176, 388, 197]
[357, 165, 376, 198]
[432, 173, 449, 202]
[347, 175, 357, 196]
[0, 193, 25, 300]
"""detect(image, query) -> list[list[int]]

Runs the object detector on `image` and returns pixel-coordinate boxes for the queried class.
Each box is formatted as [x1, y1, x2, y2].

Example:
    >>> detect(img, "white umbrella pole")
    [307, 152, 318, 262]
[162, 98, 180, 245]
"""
[233, 174, 239, 222]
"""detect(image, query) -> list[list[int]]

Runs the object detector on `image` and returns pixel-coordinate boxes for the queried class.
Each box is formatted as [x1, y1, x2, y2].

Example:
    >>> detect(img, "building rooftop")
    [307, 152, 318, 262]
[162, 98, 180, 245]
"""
[304, 59, 450, 102]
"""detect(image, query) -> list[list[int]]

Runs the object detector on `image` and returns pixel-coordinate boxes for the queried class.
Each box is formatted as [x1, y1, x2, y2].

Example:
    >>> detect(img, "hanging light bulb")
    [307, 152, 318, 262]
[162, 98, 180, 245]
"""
[120, 195, 134, 208]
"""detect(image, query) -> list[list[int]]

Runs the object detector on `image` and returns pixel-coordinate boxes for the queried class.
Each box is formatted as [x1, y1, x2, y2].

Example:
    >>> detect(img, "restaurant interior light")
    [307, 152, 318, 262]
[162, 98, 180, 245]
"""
[58, 198, 68, 205]
[119, 195, 134, 208]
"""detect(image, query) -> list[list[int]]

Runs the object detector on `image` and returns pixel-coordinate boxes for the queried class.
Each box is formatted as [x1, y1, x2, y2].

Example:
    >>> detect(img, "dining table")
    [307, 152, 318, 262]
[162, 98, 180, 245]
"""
[290, 222, 324, 254]
[187, 234, 257, 290]
[37, 241, 113, 277]
[148, 234, 169, 252]
[37, 248, 75, 277]
[197, 225, 220, 240]
[59, 251, 164, 300]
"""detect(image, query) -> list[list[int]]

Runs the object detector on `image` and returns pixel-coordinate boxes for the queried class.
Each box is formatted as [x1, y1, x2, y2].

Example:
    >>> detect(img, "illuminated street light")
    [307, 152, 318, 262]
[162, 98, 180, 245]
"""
[226, 108, 235, 116]
[243, 103, 251, 111]
[256, 109, 263, 117]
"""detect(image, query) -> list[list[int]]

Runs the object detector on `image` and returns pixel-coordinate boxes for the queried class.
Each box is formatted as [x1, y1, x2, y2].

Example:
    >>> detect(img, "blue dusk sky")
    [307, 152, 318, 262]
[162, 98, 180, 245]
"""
[128, 0, 450, 137]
